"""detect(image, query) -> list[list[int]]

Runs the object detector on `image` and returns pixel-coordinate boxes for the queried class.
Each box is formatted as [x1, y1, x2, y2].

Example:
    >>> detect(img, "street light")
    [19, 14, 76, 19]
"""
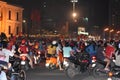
[103, 28, 109, 40]
[109, 29, 114, 40]
[104, 28, 109, 32]
[70, 0, 78, 20]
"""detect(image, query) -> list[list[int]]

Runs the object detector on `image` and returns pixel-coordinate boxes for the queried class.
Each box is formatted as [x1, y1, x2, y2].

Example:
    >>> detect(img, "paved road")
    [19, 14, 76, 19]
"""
[26, 62, 108, 80]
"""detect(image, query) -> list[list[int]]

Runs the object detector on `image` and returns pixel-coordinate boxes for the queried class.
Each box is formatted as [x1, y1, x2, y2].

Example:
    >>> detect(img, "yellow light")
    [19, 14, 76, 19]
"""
[72, 12, 77, 18]
[23, 20, 26, 23]
[117, 31, 120, 34]
[108, 72, 113, 77]
[104, 28, 109, 31]
[110, 29, 114, 32]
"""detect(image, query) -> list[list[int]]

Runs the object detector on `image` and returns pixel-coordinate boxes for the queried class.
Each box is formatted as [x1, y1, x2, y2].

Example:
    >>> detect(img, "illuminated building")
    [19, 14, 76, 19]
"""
[0, 1, 23, 37]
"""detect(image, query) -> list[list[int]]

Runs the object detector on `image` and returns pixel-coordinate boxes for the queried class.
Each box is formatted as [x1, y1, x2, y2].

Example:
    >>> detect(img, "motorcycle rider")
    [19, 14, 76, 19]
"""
[114, 41, 120, 66]
[47, 40, 57, 57]
[96, 40, 110, 70]
[0, 41, 20, 80]
[0, 43, 7, 80]
[62, 41, 74, 60]
[85, 41, 97, 58]
[56, 40, 63, 70]
[18, 39, 34, 69]
[104, 41, 115, 70]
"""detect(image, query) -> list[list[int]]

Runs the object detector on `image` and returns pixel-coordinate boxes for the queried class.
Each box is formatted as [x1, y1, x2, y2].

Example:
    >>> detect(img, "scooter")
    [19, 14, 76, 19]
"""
[45, 52, 63, 70]
[91, 58, 116, 78]
[9, 56, 26, 80]
[20, 54, 30, 71]
[0, 56, 26, 80]
[64, 52, 90, 79]
[107, 60, 120, 80]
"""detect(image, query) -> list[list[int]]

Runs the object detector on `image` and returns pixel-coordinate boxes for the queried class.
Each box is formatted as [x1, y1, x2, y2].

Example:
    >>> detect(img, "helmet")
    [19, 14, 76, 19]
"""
[52, 40, 57, 45]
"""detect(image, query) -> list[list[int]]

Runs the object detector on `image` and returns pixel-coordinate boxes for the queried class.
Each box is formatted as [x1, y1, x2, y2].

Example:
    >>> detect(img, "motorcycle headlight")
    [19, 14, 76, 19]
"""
[91, 63, 96, 67]
[108, 72, 113, 77]
[45, 63, 49, 67]
[63, 61, 69, 67]
[107, 78, 112, 80]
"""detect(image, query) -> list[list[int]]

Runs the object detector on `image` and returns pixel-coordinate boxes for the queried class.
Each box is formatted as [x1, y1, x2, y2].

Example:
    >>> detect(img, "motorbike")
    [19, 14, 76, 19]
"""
[9, 56, 26, 80]
[20, 54, 30, 71]
[0, 56, 26, 80]
[45, 52, 63, 70]
[107, 60, 120, 80]
[91, 56, 116, 78]
[64, 52, 90, 79]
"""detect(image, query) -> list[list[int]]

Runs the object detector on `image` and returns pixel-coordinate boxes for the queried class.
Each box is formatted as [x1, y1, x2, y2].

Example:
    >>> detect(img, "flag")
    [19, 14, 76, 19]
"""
[30, 9, 41, 23]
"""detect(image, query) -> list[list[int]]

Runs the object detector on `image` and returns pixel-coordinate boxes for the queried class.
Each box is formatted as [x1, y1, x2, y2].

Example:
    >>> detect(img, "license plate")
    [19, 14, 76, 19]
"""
[21, 61, 26, 65]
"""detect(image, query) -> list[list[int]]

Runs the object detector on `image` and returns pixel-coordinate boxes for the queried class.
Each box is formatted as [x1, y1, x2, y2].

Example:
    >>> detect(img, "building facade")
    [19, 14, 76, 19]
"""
[0, 1, 23, 37]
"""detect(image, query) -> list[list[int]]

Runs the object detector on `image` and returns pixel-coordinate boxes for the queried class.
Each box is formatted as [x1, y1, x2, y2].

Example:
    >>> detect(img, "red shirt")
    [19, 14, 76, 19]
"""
[105, 45, 115, 59]
[19, 45, 28, 54]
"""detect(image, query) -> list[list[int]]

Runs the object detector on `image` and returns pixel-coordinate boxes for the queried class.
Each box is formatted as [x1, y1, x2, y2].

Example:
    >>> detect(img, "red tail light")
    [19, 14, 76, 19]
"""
[38, 51, 41, 54]
[92, 56, 96, 62]
[82, 60, 88, 63]
[21, 56, 26, 61]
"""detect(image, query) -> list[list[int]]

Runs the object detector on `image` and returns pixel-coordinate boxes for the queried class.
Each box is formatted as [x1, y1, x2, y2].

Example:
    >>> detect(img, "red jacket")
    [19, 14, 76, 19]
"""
[105, 45, 115, 59]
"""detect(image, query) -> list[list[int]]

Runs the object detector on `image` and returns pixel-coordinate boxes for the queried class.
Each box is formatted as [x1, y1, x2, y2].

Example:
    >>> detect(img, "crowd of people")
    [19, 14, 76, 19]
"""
[1, 32, 120, 79]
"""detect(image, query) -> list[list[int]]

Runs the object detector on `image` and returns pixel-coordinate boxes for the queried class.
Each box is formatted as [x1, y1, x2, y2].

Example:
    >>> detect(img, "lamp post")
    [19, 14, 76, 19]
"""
[23, 19, 27, 36]
[70, 0, 78, 21]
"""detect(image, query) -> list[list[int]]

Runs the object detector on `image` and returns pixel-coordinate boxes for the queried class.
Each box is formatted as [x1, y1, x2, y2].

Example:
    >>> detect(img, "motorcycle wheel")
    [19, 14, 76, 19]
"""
[92, 63, 106, 78]
[49, 63, 56, 70]
[65, 63, 79, 79]
[110, 77, 120, 80]
[19, 70, 26, 80]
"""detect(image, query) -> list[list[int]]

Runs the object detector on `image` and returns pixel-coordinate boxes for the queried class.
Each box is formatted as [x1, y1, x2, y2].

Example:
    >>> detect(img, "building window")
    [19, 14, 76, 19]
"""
[8, 26, 11, 34]
[16, 12, 19, 21]
[8, 10, 11, 20]
[16, 26, 19, 35]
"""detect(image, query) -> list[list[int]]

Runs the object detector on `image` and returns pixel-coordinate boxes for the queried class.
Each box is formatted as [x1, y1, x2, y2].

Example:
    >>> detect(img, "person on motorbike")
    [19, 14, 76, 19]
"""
[0, 42, 20, 80]
[62, 41, 74, 60]
[56, 41, 63, 70]
[85, 41, 97, 62]
[103, 41, 115, 71]
[47, 40, 57, 58]
[0, 43, 7, 80]
[96, 40, 110, 71]
[18, 39, 34, 69]
[114, 42, 120, 66]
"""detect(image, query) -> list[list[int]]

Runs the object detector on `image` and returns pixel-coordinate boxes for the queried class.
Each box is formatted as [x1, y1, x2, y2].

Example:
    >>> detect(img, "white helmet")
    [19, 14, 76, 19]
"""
[52, 40, 57, 45]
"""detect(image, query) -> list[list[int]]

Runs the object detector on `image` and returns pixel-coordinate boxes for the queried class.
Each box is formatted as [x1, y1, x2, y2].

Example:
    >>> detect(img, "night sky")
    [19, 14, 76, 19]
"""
[4, 0, 109, 30]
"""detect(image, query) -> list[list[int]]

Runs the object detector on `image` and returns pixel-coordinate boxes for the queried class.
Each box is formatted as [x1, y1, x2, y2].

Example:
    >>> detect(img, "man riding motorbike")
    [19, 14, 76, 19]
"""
[0, 42, 20, 80]
[96, 41, 115, 71]
[18, 39, 33, 69]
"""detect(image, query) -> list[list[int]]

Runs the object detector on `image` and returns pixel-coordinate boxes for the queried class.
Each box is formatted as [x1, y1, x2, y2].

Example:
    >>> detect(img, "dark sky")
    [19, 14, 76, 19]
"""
[4, 0, 109, 27]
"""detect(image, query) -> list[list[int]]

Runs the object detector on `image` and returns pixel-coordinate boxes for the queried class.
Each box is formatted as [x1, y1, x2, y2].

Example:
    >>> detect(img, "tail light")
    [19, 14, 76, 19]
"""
[92, 56, 96, 62]
[21, 56, 26, 61]
[82, 60, 88, 63]
[108, 72, 113, 77]
[38, 51, 41, 54]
